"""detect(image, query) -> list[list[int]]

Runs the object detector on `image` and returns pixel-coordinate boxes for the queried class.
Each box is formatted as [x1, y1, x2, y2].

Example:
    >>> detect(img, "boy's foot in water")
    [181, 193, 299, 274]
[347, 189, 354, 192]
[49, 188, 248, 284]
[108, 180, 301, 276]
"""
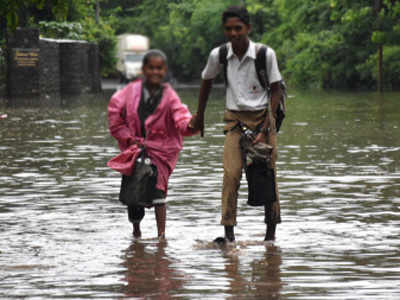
[224, 225, 235, 242]
[158, 233, 166, 242]
[213, 225, 235, 245]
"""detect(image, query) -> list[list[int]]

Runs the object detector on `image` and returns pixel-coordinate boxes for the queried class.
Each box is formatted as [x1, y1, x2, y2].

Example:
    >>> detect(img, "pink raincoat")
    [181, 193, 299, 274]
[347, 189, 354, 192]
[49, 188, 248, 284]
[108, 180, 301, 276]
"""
[107, 79, 196, 194]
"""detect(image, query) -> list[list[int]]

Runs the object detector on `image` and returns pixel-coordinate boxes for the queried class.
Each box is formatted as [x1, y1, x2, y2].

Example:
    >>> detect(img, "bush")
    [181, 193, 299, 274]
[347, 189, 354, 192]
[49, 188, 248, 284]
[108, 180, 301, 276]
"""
[358, 46, 400, 90]
[38, 21, 84, 40]
[0, 40, 6, 96]
[81, 17, 117, 77]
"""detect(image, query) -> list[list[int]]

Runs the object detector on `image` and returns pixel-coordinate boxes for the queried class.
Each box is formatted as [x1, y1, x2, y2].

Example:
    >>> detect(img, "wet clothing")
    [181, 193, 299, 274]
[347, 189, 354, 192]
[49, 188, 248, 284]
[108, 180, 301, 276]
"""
[108, 79, 195, 195]
[126, 84, 167, 206]
[222, 110, 281, 226]
[202, 40, 282, 226]
[108, 79, 196, 222]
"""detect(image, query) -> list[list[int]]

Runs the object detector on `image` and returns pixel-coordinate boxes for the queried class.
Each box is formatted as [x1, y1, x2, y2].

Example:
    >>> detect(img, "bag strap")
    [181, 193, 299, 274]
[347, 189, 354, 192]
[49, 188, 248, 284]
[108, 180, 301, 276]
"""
[255, 44, 269, 90]
[219, 43, 228, 86]
[255, 45, 276, 135]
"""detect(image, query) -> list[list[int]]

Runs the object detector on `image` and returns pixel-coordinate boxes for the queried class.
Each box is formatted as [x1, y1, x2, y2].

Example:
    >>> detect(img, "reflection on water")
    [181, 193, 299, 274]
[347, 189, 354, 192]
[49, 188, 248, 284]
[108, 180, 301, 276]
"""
[0, 89, 400, 299]
[122, 240, 185, 299]
[220, 242, 282, 299]
[251, 244, 282, 299]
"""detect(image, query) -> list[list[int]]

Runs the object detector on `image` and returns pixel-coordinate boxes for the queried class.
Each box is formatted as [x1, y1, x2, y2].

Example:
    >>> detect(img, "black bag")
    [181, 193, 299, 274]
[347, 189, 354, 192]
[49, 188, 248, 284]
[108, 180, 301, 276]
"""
[245, 163, 276, 206]
[238, 123, 276, 207]
[119, 149, 158, 207]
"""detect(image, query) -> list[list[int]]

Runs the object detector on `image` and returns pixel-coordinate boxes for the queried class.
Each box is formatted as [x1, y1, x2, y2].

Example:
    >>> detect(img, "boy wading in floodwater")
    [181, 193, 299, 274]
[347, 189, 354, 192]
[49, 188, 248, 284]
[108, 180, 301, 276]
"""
[192, 6, 284, 243]
[107, 50, 198, 240]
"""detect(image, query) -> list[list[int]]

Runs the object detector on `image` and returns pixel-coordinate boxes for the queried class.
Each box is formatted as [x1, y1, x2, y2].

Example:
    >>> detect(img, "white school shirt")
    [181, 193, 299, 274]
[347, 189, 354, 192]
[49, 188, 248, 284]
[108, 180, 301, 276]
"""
[201, 40, 282, 111]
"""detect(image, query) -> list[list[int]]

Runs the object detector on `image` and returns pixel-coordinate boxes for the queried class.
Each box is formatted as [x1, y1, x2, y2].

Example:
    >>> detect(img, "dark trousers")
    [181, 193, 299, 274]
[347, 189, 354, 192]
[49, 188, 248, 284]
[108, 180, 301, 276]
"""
[127, 206, 145, 224]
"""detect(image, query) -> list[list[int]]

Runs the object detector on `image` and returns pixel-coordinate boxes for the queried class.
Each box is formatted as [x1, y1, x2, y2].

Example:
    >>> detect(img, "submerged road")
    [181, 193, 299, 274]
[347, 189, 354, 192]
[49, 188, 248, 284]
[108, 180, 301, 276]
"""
[0, 88, 399, 299]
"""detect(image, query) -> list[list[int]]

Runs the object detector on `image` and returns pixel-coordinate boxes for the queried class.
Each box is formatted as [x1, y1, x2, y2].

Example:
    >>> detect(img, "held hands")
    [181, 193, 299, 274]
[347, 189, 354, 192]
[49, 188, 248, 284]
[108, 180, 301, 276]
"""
[253, 131, 267, 145]
[188, 113, 205, 137]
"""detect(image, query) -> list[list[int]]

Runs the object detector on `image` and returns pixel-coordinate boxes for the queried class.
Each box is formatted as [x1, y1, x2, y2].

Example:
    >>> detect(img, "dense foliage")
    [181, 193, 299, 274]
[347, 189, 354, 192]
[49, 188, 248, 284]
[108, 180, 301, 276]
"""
[1, 0, 399, 89]
[0, 0, 116, 77]
[101, 0, 399, 90]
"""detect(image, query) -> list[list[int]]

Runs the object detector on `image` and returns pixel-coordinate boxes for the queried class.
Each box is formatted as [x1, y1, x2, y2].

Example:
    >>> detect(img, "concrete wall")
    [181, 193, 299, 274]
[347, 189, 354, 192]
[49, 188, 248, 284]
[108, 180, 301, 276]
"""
[39, 38, 60, 98]
[7, 28, 101, 105]
[8, 28, 40, 102]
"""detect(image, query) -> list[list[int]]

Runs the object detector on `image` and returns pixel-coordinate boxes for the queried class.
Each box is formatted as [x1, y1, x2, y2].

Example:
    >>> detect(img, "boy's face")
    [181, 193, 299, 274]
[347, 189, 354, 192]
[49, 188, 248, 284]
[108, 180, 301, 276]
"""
[223, 17, 251, 48]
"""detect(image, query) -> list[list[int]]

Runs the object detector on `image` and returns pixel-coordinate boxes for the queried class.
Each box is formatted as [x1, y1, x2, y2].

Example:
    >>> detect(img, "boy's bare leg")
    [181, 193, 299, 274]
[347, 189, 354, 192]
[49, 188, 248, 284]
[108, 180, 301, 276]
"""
[225, 225, 235, 242]
[155, 204, 166, 240]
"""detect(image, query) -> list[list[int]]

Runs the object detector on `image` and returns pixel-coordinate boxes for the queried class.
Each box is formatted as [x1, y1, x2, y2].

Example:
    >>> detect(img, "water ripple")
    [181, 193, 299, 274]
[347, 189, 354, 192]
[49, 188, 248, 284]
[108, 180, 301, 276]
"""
[0, 92, 400, 299]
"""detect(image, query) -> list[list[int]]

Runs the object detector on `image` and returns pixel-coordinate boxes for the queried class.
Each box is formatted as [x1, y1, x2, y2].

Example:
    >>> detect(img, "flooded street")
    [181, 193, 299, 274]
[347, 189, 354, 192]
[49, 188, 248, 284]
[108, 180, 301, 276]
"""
[1, 88, 399, 299]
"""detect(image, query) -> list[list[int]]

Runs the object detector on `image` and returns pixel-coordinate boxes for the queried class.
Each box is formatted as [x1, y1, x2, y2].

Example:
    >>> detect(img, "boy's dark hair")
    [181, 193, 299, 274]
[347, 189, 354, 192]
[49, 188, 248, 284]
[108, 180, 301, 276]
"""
[142, 49, 168, 66]
[222, 6, 250, 26]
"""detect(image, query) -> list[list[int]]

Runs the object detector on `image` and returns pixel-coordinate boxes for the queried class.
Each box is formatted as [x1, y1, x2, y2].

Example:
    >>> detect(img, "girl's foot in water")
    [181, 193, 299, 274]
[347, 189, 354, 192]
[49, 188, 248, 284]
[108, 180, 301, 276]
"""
[264, 223, 276, 241]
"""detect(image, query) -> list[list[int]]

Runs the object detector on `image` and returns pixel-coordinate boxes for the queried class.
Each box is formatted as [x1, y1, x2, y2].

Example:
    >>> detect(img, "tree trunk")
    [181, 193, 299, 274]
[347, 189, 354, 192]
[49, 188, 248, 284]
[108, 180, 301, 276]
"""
[95, 1, 100, 24]
[378, 45, 383, 93]
[375, 0, 383, 93]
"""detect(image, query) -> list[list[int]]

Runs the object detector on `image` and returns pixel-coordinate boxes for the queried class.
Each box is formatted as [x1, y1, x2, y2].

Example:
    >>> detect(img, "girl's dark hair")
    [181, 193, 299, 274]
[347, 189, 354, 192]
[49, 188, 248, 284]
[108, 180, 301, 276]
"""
[222, 6, 250, 26]
[142, 49, 168, 66]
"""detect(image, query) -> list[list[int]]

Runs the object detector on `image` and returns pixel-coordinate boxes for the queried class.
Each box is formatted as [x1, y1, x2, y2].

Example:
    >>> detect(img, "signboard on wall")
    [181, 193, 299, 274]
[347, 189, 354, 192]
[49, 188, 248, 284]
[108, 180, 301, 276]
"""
[9, 48, 40, 96]
[14, 49, 39, 67]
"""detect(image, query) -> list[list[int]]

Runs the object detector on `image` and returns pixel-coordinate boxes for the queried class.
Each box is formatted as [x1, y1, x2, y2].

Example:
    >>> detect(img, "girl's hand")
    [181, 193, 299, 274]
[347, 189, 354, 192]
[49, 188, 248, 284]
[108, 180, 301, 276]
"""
[128, 137, 143, 147]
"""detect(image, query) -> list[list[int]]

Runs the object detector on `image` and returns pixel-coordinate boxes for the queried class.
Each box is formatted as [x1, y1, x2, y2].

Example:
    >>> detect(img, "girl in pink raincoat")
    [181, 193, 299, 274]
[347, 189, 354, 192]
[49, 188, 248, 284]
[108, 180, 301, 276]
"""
[107, 50, 198, 240]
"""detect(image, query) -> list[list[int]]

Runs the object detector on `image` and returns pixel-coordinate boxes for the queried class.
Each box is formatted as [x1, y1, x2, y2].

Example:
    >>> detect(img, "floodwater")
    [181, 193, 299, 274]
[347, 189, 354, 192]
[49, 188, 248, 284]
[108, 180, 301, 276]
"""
[0, 88, 399, 299]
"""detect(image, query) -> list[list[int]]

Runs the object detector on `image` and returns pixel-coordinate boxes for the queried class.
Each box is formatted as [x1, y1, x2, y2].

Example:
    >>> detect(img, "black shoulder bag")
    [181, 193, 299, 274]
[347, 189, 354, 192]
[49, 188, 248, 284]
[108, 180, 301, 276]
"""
[119, 149, 158, 207]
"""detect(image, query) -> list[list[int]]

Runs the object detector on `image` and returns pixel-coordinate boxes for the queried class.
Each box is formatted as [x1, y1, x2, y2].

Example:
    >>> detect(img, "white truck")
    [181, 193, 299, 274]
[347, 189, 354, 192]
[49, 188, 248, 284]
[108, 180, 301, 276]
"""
[116, 34, 149, 82]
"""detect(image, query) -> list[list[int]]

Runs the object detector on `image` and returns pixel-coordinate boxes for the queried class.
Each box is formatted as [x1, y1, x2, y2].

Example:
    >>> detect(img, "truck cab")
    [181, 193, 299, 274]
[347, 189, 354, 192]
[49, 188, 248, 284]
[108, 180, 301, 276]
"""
[116, 34, 149, 82]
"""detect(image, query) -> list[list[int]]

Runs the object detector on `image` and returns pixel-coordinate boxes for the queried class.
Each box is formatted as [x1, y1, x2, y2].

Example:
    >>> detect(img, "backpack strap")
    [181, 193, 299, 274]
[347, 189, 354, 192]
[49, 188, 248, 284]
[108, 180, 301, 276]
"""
[219, 43, 228, 86]
[255, 44, 287, 132]
[255, 44, 269, 90]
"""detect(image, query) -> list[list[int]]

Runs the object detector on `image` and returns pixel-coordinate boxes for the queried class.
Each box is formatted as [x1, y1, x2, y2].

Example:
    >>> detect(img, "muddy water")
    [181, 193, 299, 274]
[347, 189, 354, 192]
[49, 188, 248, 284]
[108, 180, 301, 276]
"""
[0, 89, 399, 299]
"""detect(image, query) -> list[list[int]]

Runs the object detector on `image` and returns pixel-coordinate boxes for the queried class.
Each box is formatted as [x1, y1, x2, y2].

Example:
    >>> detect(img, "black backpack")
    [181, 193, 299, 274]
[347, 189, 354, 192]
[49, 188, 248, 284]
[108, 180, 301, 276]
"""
[218, 43, 286, 132]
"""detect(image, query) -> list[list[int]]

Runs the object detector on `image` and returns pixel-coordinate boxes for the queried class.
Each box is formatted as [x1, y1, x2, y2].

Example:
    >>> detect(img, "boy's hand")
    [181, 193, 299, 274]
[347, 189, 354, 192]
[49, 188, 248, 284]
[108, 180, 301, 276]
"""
[189, 113, 205, 137]
[253, 131, 267, 144]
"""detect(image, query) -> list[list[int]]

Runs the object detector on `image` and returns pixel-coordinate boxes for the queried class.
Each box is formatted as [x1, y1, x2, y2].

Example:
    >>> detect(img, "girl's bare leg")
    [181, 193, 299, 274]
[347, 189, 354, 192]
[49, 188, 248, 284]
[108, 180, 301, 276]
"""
[155, 204, 166, 240]
[265, 223, 276, 241]
[133, 222, 141, 238]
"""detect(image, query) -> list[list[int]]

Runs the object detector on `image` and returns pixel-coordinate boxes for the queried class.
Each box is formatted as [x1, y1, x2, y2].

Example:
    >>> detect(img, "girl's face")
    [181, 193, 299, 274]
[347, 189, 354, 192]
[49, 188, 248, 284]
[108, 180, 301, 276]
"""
[142, 56, 167, 87]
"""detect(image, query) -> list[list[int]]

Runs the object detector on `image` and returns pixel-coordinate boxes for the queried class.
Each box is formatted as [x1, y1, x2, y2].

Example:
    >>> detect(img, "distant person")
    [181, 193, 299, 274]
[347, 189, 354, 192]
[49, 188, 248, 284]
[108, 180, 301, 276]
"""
[107, 50, 198, 240]
[192, 6, 283, 242]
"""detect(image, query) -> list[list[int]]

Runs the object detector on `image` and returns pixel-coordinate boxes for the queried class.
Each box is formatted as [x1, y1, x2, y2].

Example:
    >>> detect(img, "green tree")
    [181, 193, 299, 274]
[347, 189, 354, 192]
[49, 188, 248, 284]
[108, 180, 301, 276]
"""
[260, 0, 399, 90]
[105, 0, 252, 80]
